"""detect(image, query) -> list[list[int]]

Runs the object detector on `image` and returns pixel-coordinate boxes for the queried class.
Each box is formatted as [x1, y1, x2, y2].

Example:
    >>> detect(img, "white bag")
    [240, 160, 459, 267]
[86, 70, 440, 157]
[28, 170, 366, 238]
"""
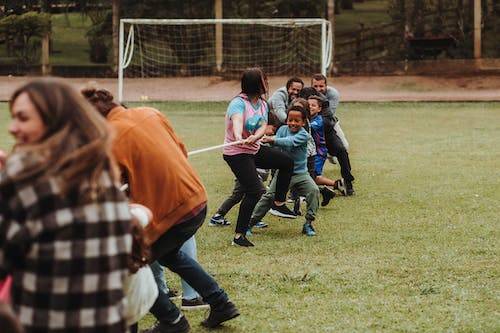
[124, 266, 159, 325]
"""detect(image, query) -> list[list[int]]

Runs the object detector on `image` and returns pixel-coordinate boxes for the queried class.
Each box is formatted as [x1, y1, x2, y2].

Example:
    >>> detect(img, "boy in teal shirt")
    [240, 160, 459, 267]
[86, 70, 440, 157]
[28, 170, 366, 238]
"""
[250, 105, 320, 236]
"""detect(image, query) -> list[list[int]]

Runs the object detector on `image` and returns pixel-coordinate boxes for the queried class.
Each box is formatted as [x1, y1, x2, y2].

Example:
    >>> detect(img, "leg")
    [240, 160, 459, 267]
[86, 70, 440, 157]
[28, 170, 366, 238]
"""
[149, 261, 169, 295]
[149, 208, 208, 325]
[251, 175, 278, 223]
[215, 179, 245, 216]
[293, 174, 320, 223]
[223, 154, 266, 235]
[334, 121, 349, 151]
[253, 145, 294, 203]
[159, 250, 228, 307]
[179, 236, 200, 301]
[328, 123, 355, 184]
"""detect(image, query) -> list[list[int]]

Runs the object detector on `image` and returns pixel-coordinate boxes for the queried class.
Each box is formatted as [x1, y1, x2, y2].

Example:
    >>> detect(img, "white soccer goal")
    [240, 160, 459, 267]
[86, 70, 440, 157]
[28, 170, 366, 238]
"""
[118, 18, 333, 102]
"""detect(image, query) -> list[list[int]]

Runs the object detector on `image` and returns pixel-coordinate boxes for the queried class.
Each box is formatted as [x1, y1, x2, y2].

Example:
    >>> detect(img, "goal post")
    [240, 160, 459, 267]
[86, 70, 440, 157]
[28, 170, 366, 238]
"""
[118, 18, 333, 102]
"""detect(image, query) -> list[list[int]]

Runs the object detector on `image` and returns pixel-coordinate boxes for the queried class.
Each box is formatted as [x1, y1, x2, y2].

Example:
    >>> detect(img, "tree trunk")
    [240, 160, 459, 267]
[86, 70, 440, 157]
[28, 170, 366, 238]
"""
[112, 0, 120, 73]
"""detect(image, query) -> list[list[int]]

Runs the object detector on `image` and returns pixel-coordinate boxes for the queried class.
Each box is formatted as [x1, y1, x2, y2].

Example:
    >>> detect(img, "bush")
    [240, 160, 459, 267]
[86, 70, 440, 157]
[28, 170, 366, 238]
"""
[0, 12, 51, 65]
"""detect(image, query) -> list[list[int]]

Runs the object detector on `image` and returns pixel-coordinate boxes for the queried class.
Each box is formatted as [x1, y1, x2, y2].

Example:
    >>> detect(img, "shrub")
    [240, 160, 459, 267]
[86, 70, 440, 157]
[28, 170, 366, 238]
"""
[0, 11, 51, 66]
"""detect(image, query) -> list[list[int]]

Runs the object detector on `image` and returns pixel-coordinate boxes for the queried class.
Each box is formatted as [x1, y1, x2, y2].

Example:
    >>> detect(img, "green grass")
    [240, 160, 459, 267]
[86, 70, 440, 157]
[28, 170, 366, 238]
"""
[1, 102, 499, 332]
[49, 13, 98, 65]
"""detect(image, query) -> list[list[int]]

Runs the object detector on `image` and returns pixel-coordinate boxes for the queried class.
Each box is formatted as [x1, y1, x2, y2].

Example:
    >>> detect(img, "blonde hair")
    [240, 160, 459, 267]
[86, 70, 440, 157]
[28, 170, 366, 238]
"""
[9, 79, 118, 196]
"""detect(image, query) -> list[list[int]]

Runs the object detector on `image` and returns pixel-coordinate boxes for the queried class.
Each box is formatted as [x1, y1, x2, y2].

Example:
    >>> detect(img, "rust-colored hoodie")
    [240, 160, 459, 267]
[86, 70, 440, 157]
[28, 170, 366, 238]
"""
[107, 106, 207, 244]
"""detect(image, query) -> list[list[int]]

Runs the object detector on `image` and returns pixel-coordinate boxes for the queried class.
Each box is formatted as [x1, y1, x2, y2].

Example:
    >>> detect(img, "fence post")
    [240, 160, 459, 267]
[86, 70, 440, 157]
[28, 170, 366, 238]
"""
[41, 33, 51, 75]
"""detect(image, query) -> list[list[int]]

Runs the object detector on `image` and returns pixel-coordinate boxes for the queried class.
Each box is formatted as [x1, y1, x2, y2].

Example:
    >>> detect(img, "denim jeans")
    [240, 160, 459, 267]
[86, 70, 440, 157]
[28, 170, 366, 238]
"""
[150, 261, 168, 294]
[179, 236, 200, 300]
[149, 206, 228, 323]
[150, 237, 200, 300]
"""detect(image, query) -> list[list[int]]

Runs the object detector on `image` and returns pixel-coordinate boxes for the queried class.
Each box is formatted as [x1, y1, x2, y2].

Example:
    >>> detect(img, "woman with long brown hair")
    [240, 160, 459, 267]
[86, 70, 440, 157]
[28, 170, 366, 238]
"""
[0, 79, 132, 333]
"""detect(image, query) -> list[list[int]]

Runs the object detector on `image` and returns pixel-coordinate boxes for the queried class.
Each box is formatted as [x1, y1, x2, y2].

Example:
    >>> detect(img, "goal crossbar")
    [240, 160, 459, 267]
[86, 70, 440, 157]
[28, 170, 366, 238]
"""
[120, 18, 329, 26]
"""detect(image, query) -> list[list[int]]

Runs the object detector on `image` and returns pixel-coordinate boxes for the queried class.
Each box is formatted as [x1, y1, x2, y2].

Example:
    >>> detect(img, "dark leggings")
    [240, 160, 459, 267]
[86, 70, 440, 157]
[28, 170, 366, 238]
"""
[323, 117, 354, 182]
[223, 145, 293, 234]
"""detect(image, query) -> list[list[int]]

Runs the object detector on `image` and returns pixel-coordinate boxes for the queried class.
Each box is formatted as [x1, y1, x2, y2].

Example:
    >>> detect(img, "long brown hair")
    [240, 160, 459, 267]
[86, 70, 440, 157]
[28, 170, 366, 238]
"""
[9, 79, 117, 196]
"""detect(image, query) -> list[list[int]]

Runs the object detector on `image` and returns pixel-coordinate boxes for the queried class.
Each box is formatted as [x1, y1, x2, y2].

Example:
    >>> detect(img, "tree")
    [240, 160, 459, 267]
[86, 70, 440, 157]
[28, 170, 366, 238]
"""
[0, 11, 51, 65]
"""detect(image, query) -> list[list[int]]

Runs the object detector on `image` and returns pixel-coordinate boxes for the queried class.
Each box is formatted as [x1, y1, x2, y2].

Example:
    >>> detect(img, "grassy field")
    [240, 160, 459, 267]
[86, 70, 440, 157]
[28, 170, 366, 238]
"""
[1, 101, 499, 332]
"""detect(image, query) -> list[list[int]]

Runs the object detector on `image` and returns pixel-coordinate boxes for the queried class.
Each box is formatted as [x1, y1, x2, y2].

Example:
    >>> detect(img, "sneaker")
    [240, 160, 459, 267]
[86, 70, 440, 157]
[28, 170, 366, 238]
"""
[232, 235, 254, 247]
[293, 197, 302, 216]
[320, 187, 336, 206]
[201, 300, 240, 328]
[181, 297, 210, 311]
[253, 221, 268, 228]
[167, 289, 181, 301]
[209, 214, 231, 226]
[269, 203, 297, 219]
[345, 180, 355, 196]
[143, 315, 190, 333]
[334, 178, 347, 196]
[302, 223, 316, 237]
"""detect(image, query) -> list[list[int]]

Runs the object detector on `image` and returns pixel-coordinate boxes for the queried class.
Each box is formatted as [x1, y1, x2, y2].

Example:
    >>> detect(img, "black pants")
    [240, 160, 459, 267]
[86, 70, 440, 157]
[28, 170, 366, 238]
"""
[324, 118, 354, 183]
[223, 145, 293, 234]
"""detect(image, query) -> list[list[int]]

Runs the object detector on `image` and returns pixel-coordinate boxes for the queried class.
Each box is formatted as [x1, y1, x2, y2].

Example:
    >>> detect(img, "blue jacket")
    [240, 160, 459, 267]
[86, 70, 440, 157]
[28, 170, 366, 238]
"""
[273, 126, 310, 174]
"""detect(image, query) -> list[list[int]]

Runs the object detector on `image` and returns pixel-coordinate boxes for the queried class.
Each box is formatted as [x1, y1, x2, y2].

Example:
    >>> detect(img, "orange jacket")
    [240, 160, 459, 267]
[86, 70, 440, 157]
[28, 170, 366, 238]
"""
[108, 106, 207, 244]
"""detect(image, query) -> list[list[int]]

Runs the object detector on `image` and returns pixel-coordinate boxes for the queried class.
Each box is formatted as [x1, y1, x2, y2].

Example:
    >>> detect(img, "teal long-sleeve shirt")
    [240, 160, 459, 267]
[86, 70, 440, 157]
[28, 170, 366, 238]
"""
[273, 126, 310, 174]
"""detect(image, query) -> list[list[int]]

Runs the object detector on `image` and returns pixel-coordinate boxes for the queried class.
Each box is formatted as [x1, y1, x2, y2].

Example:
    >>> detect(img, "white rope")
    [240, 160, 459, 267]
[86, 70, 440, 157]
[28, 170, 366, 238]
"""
[187, 140, 244, 156]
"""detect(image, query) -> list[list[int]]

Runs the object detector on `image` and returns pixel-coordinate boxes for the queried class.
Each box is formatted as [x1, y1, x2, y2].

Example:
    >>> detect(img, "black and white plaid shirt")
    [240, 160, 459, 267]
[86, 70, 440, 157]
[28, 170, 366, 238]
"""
[0, 152, 132, 333]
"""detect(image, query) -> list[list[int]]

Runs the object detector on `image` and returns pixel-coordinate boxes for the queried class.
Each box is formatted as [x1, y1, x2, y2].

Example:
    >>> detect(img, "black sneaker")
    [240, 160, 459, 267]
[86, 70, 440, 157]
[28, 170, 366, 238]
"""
[201, 300, 240, 328]
[181, 297, 210, 311]
[269, 203, 297, 219]
[293, 197, 302, 216]
[232, 235, 254, 247]
[143, 315, 190, 333]
[345, 180, 355, 196]
[320, 187, 336, 206]
[334, 178, 347, 196]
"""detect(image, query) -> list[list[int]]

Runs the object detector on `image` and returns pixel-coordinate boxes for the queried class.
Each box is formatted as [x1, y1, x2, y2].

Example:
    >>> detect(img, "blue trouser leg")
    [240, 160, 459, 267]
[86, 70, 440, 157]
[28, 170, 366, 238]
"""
[158, 249, 228, 306]
[150, 261, 169, 294]
[179, 236, 200, 300]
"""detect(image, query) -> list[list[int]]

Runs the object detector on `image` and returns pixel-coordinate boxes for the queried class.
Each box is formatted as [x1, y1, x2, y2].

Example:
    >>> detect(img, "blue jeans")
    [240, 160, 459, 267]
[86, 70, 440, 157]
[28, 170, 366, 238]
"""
[150, 237, 200, 300]
[149, 206, 228, 323]
[179, 236, 200, 300]
[150, 261, 168, 294]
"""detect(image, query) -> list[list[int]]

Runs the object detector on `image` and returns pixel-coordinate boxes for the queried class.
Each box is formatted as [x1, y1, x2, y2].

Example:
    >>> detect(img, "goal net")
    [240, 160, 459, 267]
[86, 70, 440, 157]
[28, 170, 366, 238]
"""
[118, 19, 333, 101]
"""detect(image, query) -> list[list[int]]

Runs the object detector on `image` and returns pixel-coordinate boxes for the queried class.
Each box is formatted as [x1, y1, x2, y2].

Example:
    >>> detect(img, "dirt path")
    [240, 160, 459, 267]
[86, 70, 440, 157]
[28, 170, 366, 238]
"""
[1, 75, 499, 102]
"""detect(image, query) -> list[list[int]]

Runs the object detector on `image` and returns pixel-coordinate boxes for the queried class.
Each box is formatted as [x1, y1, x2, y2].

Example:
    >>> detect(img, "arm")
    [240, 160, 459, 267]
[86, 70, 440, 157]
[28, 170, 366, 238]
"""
[327, 87, 340, 117]
[231, 113, 244, 142]
[268, 90, 288, 124]
[273, 129, 309, 148]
